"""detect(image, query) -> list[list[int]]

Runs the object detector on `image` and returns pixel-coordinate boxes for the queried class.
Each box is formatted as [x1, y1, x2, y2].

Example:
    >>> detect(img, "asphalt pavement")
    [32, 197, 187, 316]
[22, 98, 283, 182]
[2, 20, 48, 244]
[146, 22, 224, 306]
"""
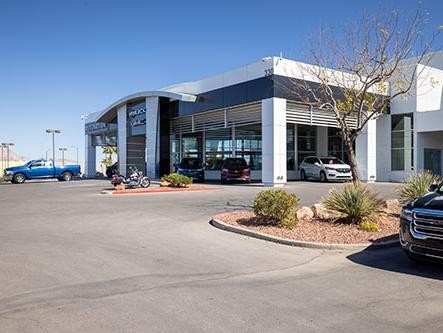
[0, 179, 441, 332]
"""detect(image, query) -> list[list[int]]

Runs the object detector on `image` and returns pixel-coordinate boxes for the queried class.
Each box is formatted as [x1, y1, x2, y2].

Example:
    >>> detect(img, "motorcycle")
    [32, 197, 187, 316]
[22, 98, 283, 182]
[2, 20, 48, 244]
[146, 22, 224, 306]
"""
[111, 166, 151, 188]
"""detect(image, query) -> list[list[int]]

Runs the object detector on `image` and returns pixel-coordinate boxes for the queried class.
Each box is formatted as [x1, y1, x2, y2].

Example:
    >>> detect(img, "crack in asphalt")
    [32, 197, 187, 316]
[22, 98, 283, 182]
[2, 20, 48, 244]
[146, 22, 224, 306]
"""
[0, 253, 325, 318]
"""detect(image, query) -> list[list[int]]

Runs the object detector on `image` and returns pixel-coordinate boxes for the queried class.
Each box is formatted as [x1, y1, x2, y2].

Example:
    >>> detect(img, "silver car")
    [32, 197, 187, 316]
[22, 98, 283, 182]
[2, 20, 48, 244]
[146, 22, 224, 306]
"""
[299, 156, 353, 182]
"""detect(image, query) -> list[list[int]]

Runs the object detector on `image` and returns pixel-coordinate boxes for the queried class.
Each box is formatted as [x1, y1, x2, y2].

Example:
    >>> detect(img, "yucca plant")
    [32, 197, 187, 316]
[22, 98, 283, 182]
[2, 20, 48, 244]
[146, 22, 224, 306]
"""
[396, 171, 441, 204]
[322, 182, 384, 224]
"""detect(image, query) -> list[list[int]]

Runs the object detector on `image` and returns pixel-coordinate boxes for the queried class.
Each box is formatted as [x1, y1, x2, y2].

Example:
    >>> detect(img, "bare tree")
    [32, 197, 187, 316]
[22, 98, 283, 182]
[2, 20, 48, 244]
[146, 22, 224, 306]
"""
[283, 5, 440, 180]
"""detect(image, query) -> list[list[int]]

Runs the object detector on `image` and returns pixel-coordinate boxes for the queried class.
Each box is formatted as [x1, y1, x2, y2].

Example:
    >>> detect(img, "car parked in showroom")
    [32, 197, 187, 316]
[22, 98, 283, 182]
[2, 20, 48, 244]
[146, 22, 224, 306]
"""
[400, 182, 443, 263]
[3, 159, 81, 184]
[299, 156, 353, 182]
[176, 158, 205, 182]
[221, 157, 251, 184]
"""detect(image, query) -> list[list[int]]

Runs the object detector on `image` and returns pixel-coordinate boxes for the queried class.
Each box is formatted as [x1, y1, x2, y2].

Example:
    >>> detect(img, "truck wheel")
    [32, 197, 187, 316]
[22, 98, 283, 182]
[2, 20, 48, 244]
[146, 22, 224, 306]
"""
[13, 173, 26, 184]
[62, 172, 73, 182]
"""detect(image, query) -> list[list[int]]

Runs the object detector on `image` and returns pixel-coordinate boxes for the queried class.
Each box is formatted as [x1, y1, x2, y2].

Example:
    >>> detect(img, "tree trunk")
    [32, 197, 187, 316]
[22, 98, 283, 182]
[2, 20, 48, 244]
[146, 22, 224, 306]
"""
[341, 132, 361, 181]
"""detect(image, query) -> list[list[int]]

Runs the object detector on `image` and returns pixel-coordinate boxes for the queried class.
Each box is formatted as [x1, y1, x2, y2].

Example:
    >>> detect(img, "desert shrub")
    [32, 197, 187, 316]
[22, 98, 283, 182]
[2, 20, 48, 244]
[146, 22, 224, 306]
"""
[322, 182, 384, 224]
[359, 220, 378, 232]
[253, 189, 299, 229]
[396, 171, 441, 204]
[161, 173, 193, 187]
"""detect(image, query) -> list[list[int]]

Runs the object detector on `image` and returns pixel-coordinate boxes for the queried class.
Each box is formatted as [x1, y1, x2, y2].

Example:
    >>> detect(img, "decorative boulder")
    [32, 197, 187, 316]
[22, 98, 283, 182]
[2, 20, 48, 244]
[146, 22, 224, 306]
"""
[160, 181, 170, 187]
[311, 203, 336, 220]
[296, 206, 314, 220]
[115, 184, 125, 191]
[383, 199, 401, 214]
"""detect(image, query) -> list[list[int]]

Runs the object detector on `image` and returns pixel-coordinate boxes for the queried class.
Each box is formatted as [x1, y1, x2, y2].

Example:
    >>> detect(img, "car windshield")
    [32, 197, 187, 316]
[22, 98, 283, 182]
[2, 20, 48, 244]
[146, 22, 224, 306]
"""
[180, 158, 202, 168]
[25, 160, 35, 166]
[225, 158, 247, 167]
[320, 157, 345, 165]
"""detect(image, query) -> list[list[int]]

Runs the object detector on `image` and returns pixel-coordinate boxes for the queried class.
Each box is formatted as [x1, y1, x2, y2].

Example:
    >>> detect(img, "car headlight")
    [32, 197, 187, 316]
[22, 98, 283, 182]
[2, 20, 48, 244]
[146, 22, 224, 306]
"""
[177, 168, 183, 173]
[325, 166, 335, 171]
[222, 168, 229, 173]
[401, 208, 413, 222]
[5, 171, 13, 175]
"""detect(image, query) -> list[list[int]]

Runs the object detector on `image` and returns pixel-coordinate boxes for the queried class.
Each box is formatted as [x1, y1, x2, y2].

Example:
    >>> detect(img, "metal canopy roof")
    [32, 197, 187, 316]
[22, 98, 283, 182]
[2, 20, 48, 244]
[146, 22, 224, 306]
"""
[96, 90, 197, 123]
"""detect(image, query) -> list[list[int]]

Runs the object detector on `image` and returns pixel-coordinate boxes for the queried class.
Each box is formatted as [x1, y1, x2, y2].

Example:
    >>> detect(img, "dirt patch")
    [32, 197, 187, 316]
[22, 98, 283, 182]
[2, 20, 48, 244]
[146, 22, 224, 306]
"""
[213, 210, 399, 244]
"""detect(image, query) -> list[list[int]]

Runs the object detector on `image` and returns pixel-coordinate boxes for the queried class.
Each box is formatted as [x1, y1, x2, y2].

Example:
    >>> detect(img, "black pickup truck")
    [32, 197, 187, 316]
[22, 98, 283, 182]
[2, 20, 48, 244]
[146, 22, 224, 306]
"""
[400, 183, 443, 262]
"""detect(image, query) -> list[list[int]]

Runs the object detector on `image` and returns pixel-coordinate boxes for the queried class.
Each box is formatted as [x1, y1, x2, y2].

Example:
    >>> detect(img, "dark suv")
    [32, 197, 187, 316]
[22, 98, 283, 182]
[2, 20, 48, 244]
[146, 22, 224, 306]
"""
[176, 158, 205, 182]
[221, 158, 251, 184]
[400, 182, 443, 262]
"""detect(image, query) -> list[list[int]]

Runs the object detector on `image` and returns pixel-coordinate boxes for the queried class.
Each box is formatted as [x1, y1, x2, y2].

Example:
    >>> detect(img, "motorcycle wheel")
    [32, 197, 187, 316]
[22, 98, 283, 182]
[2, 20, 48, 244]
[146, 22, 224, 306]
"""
[140, 177, 151, 188]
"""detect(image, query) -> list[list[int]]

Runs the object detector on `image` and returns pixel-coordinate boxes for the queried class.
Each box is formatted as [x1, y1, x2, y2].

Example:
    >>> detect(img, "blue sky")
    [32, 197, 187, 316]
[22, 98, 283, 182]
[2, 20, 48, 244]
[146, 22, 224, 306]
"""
[0, 0, 442, 163]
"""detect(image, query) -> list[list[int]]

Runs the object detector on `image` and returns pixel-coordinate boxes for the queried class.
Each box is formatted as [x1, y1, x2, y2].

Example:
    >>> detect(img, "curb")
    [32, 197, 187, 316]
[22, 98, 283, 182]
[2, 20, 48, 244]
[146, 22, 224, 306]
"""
[210, 218, 399, 251]
[101, 187, 221, 195]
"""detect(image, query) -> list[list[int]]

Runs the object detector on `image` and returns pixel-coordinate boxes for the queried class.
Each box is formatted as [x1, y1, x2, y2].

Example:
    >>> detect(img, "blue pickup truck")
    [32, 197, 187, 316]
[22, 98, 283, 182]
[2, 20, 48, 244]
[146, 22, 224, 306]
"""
[3, 159, 81, 184]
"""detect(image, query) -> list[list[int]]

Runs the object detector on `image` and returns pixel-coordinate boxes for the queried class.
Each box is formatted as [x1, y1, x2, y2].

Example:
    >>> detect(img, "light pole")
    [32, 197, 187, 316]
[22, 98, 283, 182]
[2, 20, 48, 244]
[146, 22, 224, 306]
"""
[59, 148, 67, 166]
[46, 129, 61, 164]
[71, 146, 79, 165]
[45, 148, 51, 161]
[0, 144, 4, 172]
[1, 143, 14, 169]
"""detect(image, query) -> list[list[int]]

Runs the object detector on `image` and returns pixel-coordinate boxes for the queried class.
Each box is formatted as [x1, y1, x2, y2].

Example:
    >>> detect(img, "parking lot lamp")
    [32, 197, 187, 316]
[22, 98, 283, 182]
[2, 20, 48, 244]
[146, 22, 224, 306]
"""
[71, 146, 79, 165]
[0, 144, 4, 172]
[1, 143, 14, 168]
[59, 148, 68, 166]
[46, 129, 61, 164]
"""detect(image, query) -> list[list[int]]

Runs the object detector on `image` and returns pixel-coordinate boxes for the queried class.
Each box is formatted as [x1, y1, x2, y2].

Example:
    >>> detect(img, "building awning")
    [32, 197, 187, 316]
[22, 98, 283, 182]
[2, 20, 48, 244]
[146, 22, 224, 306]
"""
[96, 90, 197, 123]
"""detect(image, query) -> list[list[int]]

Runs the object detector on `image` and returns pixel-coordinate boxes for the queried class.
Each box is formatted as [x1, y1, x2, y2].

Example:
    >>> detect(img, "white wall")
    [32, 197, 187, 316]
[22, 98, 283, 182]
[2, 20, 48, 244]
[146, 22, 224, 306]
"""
[375, 115, 391, 182]
[356, 119, 377, 181]
[261, 97, 287, 186]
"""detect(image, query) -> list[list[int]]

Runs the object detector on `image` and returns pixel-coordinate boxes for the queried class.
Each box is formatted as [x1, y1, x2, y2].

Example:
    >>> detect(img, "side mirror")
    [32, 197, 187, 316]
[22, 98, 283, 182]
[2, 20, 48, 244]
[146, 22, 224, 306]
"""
[429, 184, 438, 192]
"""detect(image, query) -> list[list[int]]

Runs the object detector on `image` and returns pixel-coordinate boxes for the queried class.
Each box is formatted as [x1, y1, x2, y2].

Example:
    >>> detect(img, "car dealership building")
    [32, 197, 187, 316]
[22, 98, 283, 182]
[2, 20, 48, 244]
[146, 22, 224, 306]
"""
[84, 52, 443, 186]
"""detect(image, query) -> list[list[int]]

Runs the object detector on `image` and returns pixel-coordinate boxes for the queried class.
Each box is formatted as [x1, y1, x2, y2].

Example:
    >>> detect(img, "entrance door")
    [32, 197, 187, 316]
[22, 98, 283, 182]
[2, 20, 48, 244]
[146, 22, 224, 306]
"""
[424, 149, 442, 176]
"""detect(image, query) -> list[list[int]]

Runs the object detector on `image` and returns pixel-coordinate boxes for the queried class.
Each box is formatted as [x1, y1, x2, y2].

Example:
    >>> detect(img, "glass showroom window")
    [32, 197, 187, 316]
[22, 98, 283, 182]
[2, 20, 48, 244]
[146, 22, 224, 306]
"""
[391, 114, 414, 171]
[297, 125, 317, 163]
[287, 124, 296, 170]
[234, 125, 262, 170]
[182, 135, 202, 160]
[327, 127, 354, 163]
[205, 128, 232, 170]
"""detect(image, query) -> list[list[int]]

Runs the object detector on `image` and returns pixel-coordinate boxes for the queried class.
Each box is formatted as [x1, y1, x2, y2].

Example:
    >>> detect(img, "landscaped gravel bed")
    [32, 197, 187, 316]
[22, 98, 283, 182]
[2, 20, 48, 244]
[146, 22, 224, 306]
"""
[213, 210, 399, 244]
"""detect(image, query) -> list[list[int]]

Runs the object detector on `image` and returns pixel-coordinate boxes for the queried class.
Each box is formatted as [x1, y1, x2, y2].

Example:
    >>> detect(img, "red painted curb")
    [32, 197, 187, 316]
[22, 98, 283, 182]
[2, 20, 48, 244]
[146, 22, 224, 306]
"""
[111, 186, 221, 195]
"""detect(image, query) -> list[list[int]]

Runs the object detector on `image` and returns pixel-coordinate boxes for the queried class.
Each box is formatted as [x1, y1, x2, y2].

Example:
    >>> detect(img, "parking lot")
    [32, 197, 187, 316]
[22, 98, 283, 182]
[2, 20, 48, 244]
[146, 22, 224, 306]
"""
[0, 180, 442, 332]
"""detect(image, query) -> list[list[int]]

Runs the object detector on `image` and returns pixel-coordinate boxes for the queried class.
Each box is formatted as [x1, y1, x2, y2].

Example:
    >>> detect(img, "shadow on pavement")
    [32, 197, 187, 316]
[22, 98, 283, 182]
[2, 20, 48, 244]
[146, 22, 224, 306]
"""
[347, 244, 443, 280]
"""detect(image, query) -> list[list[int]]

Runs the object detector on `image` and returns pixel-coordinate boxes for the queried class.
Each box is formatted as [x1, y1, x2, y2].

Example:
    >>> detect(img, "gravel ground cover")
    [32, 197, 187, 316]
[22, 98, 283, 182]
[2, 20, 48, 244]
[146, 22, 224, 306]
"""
[214, 210, 399, 244]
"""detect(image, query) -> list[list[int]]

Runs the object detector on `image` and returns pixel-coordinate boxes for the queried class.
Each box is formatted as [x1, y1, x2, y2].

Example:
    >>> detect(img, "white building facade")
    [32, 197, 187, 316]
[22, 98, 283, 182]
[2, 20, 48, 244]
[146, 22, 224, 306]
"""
[84, 52, 443, 185]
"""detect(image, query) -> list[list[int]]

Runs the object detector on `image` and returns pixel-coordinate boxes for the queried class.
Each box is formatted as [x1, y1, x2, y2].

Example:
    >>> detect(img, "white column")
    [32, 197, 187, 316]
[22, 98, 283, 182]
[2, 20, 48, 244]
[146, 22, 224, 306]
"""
[117, 105, 127, 176]
[261, 97, 287, 187]
[146, 96, 160, 179]
[316, 126, 328, 156]
[356, 118, 377, 182]
[84, 134, 96, 177]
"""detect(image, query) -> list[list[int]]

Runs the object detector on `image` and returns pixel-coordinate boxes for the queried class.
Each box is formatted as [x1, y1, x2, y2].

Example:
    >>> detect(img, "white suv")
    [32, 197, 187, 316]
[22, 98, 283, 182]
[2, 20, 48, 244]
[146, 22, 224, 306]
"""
[299, 156, 353, 182]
